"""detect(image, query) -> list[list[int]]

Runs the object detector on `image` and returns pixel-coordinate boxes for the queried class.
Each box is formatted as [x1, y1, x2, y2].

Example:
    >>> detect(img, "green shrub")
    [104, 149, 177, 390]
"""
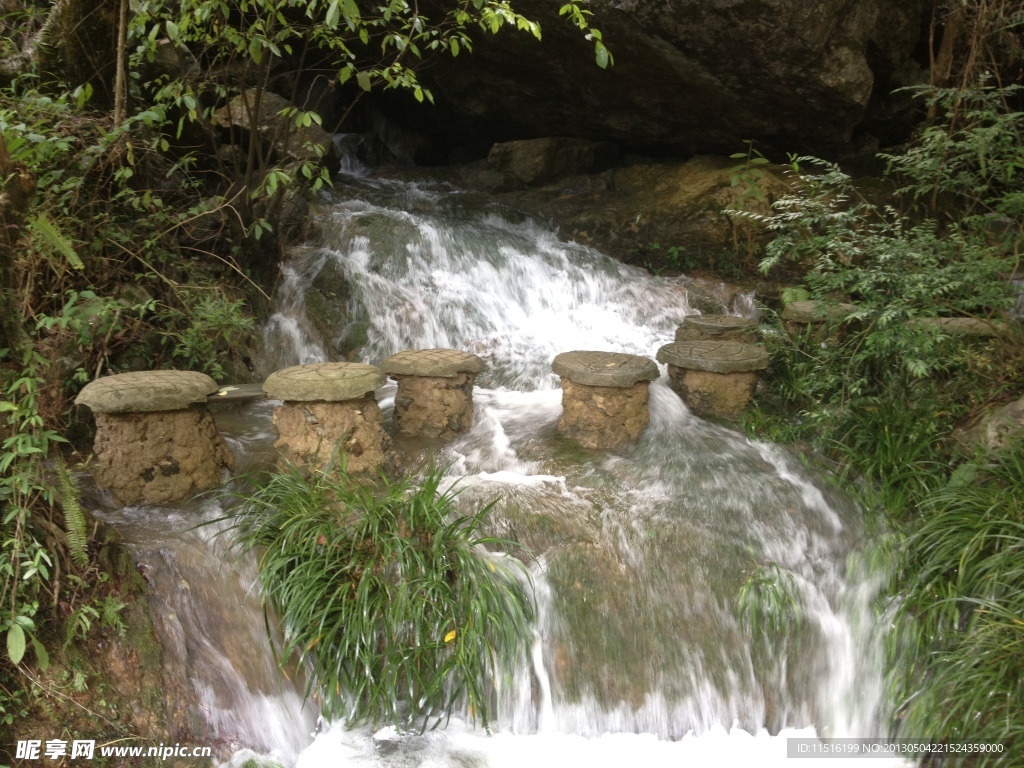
[230, 462, 535, 731]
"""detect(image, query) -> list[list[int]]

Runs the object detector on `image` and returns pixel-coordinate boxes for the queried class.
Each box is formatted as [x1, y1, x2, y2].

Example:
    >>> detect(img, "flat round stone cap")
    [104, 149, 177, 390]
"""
[263, 362, 385, 402]
[75, 370, 219, 413]
[380, 348, 485, 377]
[781, 300, 858, 323]
[657, 341, 769, 373]
[682, 315, 758, 334]
[552, 350, 658, 387]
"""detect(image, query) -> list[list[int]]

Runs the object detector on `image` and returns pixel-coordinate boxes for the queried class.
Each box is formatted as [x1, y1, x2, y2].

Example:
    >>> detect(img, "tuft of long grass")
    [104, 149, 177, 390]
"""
[229, 462, 535, 731]
[891, 442, 1024, 765]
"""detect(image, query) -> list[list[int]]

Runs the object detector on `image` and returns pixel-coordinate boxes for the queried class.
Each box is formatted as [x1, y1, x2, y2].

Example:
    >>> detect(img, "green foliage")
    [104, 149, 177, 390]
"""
[890, 443, 1024, 764]
[162, 291, 256, 380]
[230, 462, 535, 730]
[743, 146, 1018, 478]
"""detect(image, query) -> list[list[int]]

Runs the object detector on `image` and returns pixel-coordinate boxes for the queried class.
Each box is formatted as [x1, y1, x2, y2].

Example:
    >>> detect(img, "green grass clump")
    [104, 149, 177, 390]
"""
[891, 443, 1024, 765]
[232, 463, 535, 731]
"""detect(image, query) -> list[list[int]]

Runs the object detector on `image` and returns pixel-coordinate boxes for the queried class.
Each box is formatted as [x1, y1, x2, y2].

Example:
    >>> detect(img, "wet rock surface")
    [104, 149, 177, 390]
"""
[92, 407, 235, 505]
[272, 396, 389, 473]
[467, 155, 791, 265]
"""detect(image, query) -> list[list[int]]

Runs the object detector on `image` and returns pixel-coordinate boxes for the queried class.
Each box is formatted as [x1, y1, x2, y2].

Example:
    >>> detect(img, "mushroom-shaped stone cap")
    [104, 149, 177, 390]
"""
[656, 341, 769, 373]
[781, 300, 858, 323]
[75, 370, 219, 413]
[380, 348, 485, 377]
[552, 350, 659, 387]
[263, 362, 385, 402]
[680, 315, 758, 334]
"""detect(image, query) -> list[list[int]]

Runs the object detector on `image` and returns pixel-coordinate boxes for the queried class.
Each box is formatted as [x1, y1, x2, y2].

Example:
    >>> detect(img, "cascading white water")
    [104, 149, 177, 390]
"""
[245, 171, 907, 767]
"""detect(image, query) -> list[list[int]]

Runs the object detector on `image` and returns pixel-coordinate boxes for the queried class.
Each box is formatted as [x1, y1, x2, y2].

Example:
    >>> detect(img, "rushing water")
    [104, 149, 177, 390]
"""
[99, 169, 905, 767]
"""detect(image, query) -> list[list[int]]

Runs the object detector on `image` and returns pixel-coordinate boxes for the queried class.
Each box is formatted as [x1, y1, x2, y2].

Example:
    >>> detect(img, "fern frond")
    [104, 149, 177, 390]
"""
[55, 458, 89, 569]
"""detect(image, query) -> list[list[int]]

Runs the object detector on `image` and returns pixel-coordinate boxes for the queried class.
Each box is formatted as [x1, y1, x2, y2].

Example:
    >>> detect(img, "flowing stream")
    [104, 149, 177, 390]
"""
[97, 169, 905, 767]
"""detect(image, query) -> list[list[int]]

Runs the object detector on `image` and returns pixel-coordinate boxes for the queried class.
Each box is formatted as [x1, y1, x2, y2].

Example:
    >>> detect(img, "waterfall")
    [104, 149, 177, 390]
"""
[97, 168, 907, 768]
[255, 171, 905, 766]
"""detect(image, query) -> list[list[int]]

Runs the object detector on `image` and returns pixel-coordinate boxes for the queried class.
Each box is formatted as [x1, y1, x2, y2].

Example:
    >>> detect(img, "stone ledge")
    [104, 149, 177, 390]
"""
[552, 350, 659, 388]
[912, 317, 1009, 337]
[656, 341, 769, 374]
[263, 362, 385, 402]
[380, 348, 485, 378]
[76, 371, 219, 413]
[781, 300, 858, 323]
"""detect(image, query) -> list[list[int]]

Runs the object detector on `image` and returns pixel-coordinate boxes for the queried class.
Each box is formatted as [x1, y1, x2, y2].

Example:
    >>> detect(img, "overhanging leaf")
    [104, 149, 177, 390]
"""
[7, 624, 26, 665]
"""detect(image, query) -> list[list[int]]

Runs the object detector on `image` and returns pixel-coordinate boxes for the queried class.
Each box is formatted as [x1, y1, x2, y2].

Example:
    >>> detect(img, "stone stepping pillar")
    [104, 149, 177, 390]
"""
[656, 341, 769, 420]
[262, 362, 387, 473]
[551, 350, 659, 450]
[675, 315, 759, 343]
[379, 348, 485, 439]
[781, 300, 857, 334]
[74, 371, 234, 505]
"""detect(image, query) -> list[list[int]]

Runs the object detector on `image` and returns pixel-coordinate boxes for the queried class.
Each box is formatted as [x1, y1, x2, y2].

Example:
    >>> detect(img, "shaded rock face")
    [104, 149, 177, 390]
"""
[392, 373, 476, 440]
[667, 366, 757, 420]
[93, 408, 235, 506]
[272, 395, 388, 473]
[386, 0, 927, 157]
[487, 138, 619, 185]
[557, 379, 650, 450]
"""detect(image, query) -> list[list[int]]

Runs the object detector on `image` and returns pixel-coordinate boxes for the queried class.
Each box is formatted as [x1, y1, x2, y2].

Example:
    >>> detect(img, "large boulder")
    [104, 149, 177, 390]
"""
[385, 0, 927, 157]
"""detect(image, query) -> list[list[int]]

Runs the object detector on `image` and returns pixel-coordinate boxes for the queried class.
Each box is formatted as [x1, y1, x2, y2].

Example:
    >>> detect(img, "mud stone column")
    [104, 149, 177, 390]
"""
[379, 348, 485, 439]
[552, 351, 659, 450]
[675, 315, 759, 344]
[656, 341, 769, 420]
[262, 362, 387, 473]
[74, 371, 234, 505]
